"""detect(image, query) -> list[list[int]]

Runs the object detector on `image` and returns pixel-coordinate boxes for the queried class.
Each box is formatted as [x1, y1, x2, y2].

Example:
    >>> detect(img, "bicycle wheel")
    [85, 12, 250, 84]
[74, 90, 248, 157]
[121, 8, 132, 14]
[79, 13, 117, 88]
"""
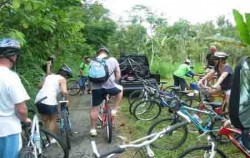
[135, 66, 150, 78]
[18, 146, 36, 158]
[128, 89, 144, 105]
[178, 145, 227, 158]
[147, 117, 188, 150]
[59, 113, 71, 150]
[133, 100, 161, 121]
[67, 79, 80, 96]
[133, 148, 147, 158]
[40, 127, 69, 158]
[105, 109, 113, 143]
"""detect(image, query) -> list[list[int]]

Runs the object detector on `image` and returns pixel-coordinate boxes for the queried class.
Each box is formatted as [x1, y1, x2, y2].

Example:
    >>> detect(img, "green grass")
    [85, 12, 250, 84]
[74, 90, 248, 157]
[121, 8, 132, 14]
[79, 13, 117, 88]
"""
[118, 98, 245, 158]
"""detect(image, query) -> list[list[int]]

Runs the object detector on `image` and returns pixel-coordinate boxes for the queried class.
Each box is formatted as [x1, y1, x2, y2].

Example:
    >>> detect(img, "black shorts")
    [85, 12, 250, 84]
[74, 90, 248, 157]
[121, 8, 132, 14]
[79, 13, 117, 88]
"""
[92, 87, 121, 106]
[37, 103, 58, 115]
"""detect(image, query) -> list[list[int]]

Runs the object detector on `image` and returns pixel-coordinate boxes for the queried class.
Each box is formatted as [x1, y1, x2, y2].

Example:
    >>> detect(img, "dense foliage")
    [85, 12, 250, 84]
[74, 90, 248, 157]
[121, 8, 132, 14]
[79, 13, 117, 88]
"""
[0, 1, 250, 102]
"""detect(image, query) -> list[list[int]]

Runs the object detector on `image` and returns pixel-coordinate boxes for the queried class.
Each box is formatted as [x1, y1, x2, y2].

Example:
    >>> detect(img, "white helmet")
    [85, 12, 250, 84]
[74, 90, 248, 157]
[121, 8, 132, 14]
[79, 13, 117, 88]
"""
[214, 52, 229, 60]
[185, 59, 191, 64]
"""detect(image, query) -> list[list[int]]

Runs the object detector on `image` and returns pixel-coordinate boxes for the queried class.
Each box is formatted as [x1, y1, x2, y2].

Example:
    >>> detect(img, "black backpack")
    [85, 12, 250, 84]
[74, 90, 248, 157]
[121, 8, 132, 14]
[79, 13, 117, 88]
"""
[229, 56, 250, 149]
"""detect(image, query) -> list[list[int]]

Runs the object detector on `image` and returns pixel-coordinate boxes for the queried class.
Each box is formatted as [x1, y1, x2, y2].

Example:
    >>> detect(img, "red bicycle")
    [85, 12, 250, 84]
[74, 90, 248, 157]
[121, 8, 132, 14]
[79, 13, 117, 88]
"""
[179, 123, 250, 157]
[98, 94, 113, 143]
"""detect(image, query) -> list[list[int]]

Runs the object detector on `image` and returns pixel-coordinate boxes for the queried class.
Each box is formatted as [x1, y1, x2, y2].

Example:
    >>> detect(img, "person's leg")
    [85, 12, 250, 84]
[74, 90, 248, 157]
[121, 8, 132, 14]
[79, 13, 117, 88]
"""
[179, 78, 186, 91]
[49, 114, 58, 134]
[173, 75, 179, 87]
[89, 89, 103, 136]
[0, 134, 19, 158]
[107, 84, 123, 116]
[40, 114, 50, 129]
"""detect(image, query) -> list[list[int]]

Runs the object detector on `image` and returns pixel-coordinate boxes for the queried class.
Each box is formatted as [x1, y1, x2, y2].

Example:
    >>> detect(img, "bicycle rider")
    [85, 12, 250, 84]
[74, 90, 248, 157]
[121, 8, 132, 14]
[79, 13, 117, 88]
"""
[198, 52, 233, 111]
[205, 45, 217, 73]
[89, 46, 123, 137]
[79, 56, 92, 94]
[173, 59, 195, 91]
[35, 64, 72, 135]
[0, 38, 31, 158]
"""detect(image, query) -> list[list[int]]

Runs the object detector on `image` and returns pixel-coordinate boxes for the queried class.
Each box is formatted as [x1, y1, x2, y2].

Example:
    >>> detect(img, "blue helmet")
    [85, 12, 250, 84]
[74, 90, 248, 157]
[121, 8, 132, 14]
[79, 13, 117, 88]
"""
[59, 64, 73, 78]
[0, 38, 21, 57]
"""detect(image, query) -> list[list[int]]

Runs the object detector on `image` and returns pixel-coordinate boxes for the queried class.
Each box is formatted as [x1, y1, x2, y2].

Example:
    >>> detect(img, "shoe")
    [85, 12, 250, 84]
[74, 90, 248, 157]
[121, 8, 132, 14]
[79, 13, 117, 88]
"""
[89, 129, 97, 137]
[111, 109, 118, 117]
[50, 138, 57, 144]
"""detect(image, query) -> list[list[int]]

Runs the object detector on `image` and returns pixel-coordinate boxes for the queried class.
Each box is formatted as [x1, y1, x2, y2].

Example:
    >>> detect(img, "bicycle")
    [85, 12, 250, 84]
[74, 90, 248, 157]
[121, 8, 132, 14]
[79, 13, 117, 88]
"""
[58, 97, 72, 150]
[67, 75, 88, 96]
[178, 122, 250, 157]
[91, 117, 189, 158]
[178, 133, 227, 158]
[147, 97, 228, 150]
[19, 97, 69, 158]
[119, 56, 150, 78]
[98, 94, 114, 143]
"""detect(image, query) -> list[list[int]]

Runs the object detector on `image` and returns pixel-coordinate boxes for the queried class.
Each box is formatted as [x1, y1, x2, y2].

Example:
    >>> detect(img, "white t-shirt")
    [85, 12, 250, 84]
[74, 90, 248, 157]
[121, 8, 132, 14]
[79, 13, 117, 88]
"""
[0, 66, 30, 137]
[35, 74, 64, 105]
[92, 57, 123, 90]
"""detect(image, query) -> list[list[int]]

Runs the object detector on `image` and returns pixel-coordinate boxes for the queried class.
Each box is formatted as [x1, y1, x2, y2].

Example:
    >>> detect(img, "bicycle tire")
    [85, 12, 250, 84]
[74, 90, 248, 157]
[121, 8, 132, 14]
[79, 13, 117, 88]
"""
[128, 89, 144, 105]
[40, 127, 69, 158]
[133, 100, 161, 121]
[147, 117, 188, 150]
[178, 145, 227, 158]
[134, 66, 150, 78]
[18, 146, 36, 158]
[133, 148, 147, 158]
[67, 79, 80, 96]
[59, 112, 71, 150]
[105, 109, 113, 143]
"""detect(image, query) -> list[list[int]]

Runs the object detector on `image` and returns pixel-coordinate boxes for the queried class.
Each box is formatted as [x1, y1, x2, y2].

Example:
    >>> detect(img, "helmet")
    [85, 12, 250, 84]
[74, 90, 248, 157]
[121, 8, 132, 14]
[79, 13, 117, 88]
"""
[213, 52, 229, 60]
[185, 59, 191, 64]
[96, 46, 110, 55]
[0, 38, 21, 57]
[209, 45, 216, 53]
[59, 64, 72, 78]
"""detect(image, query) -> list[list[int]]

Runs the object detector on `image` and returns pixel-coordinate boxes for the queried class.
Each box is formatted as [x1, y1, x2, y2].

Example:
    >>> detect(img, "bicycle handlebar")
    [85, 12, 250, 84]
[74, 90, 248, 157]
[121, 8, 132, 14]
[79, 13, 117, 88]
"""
[91, 120, 189, 158]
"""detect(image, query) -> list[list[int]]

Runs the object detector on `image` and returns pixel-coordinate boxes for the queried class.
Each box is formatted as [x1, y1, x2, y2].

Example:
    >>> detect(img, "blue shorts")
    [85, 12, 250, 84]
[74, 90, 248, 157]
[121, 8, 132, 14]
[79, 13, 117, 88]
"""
[37, 103, 58, 115]
[92, 87, 122, 106]
[0, 133, 20, 158]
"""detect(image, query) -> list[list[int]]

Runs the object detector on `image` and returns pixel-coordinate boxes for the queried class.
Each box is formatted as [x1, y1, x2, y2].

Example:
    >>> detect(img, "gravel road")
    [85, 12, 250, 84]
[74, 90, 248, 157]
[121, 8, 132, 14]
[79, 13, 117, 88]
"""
[68, 94, 120, 158]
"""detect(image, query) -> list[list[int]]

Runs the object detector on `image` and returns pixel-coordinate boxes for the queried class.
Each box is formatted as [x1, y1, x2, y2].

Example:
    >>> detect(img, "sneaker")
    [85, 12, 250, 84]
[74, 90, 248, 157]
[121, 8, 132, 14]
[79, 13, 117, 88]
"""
[89, 129, 97, 137]
[111, 109, 118, 117]
[50, 138, 57, 144]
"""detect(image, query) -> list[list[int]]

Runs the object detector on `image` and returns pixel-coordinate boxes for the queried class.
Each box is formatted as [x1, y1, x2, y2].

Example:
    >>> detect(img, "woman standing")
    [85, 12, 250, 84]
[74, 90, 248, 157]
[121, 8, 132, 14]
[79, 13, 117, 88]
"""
[35, 64, 72, 135]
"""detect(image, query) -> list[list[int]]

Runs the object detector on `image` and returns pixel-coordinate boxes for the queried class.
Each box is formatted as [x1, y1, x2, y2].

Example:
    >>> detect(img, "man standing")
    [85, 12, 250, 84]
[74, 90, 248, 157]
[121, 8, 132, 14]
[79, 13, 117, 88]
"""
[0, 38, 31, 158]
[79, 56, 92, 94]
[205, 45, 217, 72]
[89, 47, 123, 136]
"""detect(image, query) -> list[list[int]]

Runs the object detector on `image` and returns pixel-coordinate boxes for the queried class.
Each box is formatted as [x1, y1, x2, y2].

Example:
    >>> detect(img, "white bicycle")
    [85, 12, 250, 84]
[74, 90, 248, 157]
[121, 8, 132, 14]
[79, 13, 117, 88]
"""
[19, 97, 69, 158]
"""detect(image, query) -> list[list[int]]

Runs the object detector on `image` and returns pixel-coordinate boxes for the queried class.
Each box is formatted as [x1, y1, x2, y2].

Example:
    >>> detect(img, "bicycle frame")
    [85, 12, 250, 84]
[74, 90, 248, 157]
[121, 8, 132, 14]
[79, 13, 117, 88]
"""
[218, 127, 250, 157]
[24, 114, 41, 158]
[101, 97, 113, 127]
[92, 118, 189, 158]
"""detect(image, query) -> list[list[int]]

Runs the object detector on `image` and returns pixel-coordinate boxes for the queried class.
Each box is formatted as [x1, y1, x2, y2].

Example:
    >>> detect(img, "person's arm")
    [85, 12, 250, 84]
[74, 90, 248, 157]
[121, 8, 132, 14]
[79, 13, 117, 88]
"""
[198, 69, 215, 87]
[46, 60, 52, 76]
[79, 63, 84, 76]
[15, 102, 31, 123]
[114, 64, 121, 81]
[59, 78, 68, 99]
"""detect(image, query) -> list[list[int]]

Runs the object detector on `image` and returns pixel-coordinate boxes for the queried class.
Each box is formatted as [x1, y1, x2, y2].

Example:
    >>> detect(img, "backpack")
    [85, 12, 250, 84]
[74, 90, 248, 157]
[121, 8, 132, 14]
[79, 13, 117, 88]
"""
[229, 56, 250, 149]
[88, 57, 110, 83]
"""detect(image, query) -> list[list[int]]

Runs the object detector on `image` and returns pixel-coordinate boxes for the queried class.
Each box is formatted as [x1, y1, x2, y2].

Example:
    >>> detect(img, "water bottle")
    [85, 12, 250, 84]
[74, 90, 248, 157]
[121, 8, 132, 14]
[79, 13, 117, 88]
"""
[192, 114, 202, 124]
[33, 131, 41, 152]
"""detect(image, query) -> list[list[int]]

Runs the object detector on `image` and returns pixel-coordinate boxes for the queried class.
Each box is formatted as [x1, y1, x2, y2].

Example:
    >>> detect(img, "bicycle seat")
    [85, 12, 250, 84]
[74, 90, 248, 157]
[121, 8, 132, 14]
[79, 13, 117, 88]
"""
[169, 86, 180, 90]
[206, 101, 222, 108]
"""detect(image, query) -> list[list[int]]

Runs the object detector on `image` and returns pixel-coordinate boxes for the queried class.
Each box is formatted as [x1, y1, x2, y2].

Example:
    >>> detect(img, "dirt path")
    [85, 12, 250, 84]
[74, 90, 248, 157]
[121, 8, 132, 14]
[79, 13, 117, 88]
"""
[68, 94, 123, 158]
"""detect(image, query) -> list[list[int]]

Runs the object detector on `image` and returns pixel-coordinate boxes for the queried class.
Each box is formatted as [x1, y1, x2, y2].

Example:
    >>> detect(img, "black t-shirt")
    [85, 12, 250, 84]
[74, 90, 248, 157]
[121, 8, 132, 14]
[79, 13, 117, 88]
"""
[214, 64, 233, 90]
[206, 53, 215, 67]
